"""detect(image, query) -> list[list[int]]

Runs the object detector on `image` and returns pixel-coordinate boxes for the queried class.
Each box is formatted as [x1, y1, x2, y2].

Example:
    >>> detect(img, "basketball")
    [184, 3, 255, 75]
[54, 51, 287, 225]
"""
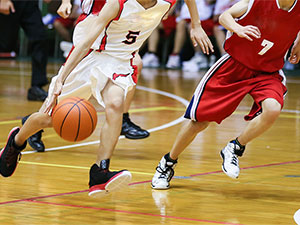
[52, 97, 98, 142]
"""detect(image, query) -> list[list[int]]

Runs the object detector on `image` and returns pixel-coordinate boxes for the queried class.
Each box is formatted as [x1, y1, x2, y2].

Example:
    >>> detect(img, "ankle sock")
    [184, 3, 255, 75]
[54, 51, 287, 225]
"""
[164, 153, 177, 163]
[99, 159, 110, 171]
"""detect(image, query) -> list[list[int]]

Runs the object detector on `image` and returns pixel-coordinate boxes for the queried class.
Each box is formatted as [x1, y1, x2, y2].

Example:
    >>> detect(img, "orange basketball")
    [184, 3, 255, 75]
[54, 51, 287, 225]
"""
[52, 97, 98, 142]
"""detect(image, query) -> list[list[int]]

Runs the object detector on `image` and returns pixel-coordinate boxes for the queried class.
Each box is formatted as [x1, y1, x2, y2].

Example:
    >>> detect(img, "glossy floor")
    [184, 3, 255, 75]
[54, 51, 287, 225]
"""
[0, 61, 300, 225]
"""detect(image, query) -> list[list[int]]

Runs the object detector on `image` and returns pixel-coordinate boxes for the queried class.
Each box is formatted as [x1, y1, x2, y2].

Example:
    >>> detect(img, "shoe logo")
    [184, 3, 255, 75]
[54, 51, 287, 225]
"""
[294, 209, 300, 224]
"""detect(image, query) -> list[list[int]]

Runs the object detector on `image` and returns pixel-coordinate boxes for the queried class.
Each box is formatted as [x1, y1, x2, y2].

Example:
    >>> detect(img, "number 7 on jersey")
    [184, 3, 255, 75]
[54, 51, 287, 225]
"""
[258, 39, 274, 55]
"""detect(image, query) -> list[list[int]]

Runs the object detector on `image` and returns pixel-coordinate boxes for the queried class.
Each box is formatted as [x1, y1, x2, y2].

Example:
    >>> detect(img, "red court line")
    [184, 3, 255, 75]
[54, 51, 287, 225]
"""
[190, 160, 300, 177]
[25, 199, 243, 225]
[1, 160, 300, 206]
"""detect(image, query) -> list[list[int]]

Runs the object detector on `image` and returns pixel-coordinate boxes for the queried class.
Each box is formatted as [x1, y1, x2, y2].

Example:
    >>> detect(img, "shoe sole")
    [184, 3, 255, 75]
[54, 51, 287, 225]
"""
[88, 171, 132, 197]
[123, 133, 150, 140]
[151, 183, 170, 190]
[220, 150, 238, 179]
[0, 127, 20, 177]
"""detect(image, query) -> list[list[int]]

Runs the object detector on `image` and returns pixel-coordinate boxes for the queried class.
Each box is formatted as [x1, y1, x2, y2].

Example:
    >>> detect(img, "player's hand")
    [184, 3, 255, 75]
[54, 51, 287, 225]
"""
[57, 2, 72, 18]
[44, 80, 63, 114]
[289, 38, 300, 64]
[190, 25, 214, 55]
[234, 25, 261, 41]
[0, 0, 15, 15]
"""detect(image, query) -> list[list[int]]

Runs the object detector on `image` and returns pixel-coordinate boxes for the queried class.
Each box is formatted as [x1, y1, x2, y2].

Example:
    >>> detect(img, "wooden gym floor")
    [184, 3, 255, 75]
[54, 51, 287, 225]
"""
[0, 60, 300, 225]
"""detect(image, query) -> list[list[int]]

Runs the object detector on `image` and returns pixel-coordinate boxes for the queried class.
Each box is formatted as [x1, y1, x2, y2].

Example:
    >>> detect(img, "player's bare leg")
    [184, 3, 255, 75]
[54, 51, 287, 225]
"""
[121, 54, 150, 139]
[152, 120, 209, 189]
[221, 98, 281, 179]
[237, 98, 281, 145]
[89, 80, 132, 196]
[0, 101, 52, 177]
[170, 120, 209, 160]
[97, 80, 125, 163]
[15, 102, 52, 147]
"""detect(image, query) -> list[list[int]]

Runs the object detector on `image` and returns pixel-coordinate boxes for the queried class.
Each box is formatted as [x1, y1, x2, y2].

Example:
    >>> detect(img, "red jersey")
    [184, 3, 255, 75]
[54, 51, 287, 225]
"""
[224, 0, 300, 72]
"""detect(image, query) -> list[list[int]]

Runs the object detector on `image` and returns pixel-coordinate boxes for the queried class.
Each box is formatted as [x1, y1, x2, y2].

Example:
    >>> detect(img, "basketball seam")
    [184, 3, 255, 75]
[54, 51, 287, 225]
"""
[78, 101, 96, 135]
[59, 98, 85, 140]
[74, 104, 81, 142]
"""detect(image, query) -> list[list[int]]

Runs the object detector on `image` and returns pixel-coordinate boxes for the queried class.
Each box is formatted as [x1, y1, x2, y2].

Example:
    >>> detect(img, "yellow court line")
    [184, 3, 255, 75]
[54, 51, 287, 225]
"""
[0, 106, 185, 126]
[2, 107, 299, 126]
[19, 161, 153, 176]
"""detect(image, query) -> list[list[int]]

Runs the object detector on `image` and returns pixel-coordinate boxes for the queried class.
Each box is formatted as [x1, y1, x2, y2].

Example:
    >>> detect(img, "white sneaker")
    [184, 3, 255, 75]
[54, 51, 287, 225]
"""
[208, 55, 216, 67]
[166, 54, 180, 69]
[220, 141, 245, 179]
[60, 41, 73, 58]
[182, 59, 200, 72]
[151, 154, 177, 189]
[182, 53, 208, 72]
[142, 52, 159, 67]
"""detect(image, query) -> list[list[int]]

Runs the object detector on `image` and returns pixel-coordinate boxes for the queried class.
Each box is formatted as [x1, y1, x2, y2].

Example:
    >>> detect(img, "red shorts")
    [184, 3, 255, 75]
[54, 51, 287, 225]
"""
[185, 19, 214, 36]
[161, 15, 177, 37]
[55, 17, 76, 29]
[184, 54, 287, 124]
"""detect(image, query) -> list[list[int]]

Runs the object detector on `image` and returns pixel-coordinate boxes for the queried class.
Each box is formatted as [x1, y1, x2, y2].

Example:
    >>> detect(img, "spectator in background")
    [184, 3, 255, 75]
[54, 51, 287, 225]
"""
[54, 0, 82, 58]
[213, 0, 239, 56]
[142, 2, 180, 68]
[166, 0, 216, 71]
[0, 0, 49, 101]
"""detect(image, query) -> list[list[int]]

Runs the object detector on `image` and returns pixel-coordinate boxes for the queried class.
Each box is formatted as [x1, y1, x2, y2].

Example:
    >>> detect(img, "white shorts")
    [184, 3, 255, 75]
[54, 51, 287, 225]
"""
[48, 51, 137, 108]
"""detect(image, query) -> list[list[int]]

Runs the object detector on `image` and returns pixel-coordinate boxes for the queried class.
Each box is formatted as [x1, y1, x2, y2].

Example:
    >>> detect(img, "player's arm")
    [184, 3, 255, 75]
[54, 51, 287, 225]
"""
[44, 0, 120, 113]
[289, 31, 300, 64]
[219, 0, 261, 41]
[0, 0, 15, 15]
[184, 0, 214, 54]
[57, 0, 73, 18]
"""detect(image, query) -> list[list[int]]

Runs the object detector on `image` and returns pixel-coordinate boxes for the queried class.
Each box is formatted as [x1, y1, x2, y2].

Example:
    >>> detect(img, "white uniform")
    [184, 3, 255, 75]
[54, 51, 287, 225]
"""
[176, 0, 214, 22]
[48, 0, 174, 107]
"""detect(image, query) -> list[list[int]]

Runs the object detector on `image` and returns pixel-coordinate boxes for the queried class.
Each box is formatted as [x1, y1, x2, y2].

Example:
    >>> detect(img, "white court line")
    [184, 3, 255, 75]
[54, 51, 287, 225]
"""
[22, 86, 189, 155]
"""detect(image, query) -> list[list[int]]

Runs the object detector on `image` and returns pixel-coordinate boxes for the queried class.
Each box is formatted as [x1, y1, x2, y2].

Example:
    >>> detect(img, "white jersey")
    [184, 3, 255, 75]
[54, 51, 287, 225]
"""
[176, 0, 214, 22]
[214, 0, 239, 16]
[73, 0, 175, 60]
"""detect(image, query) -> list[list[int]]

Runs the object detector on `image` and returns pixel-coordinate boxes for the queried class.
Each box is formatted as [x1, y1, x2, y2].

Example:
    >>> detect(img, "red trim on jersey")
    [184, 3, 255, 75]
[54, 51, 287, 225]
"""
[114, 0, 126, 21]
[91, 0, 106, 15]
[162, 0, 176, 8]
[63, 46, 93, 66]
[112, 53, 138, 84]
[130, 52, 138, 83]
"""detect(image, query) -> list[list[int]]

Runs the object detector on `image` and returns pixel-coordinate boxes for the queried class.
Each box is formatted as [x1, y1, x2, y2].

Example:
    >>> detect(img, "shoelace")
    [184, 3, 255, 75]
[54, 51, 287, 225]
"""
[156, 165, 174, 181]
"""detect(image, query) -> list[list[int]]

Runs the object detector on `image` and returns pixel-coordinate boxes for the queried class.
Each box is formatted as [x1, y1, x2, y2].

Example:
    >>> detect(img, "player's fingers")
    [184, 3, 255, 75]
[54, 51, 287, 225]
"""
[248, 27, 261, 38]
[67, 7, 71, 15]
[205, 38, 214, 53]
[191, 36, 198, 47]
[243, 34, 253, 41]
[10, 3, 15, 13]
[249, 25, 261, 35]
[199, 41, 207, 55]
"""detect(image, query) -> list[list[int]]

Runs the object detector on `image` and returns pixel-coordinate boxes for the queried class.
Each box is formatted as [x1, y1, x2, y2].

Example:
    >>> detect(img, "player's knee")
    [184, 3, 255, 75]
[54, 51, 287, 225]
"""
[32, 112, 53, 128]
[105, 98, 124, 114]
[190, 121, 209, 133]
[262, 99, 281, 122]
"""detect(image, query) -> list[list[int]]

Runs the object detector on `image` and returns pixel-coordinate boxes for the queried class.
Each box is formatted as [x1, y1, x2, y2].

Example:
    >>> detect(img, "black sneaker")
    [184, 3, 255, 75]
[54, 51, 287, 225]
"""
[0, 127, 27, 177]
[88, 161, 132, 197]
[120, 113, 150, 139]
[22, 115, 45, 152]
[27, 86, 48, 101]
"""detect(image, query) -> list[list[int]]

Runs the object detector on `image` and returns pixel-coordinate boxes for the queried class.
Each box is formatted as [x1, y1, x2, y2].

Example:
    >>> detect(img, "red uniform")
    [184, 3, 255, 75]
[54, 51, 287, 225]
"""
[185, 0, 300, 123]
